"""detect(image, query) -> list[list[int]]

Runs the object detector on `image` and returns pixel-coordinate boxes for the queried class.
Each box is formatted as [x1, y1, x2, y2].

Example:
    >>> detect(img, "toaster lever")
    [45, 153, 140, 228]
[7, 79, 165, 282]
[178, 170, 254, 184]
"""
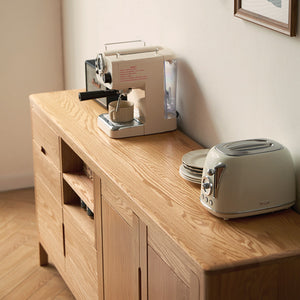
[214, 163, 226, 198]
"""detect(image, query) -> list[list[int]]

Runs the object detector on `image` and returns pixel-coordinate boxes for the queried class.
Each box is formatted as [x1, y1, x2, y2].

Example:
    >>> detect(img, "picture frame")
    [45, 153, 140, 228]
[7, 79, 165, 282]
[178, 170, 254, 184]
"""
[234, 0, 298, 36]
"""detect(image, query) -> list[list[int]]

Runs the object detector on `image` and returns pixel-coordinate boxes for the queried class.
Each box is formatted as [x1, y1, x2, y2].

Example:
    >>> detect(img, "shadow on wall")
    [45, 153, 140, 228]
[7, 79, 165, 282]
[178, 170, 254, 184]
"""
[176, 59, 219, 148]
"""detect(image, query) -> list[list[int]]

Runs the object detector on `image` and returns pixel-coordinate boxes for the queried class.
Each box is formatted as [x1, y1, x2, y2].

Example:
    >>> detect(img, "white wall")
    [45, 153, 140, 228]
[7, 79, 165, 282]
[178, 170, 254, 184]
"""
[0, 0, 64, 191]
[62, 0, 300, 211]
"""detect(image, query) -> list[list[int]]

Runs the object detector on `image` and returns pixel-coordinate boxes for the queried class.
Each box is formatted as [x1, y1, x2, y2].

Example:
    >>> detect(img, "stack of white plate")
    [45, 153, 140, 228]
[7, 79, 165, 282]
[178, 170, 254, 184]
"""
[179, 149, 209, 184]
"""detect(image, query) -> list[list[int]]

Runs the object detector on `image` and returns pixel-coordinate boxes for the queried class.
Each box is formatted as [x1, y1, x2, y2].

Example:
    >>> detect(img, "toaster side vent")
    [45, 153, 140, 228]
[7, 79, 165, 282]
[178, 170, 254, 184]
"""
[216, 139, 283, 156]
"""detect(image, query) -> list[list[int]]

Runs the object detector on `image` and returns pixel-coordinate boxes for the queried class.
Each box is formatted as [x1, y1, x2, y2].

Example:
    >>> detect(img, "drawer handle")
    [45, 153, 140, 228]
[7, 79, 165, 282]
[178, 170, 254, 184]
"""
[41, 146, 47, 155]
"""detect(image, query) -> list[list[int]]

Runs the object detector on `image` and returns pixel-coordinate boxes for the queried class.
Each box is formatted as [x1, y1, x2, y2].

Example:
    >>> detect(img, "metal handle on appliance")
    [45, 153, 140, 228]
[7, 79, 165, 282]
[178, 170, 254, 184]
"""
[104, 40, 146, 51]
[114, 46, 161, 58]
[213, 163, 226, 198]
[78, 90, 120, 101]
[103, 40, 162, 57]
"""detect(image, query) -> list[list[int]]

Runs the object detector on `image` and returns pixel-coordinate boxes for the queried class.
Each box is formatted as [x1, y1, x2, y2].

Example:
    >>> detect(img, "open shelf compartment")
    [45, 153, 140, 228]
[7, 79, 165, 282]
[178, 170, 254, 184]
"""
[61, 138, 96, 249]
[63, 172, 94, 212]
[61, 139, 94, 214]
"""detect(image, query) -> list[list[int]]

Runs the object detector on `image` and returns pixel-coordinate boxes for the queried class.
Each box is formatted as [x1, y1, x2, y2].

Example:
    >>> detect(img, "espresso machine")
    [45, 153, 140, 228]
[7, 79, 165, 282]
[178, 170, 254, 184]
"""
[93, 44, 177, 138]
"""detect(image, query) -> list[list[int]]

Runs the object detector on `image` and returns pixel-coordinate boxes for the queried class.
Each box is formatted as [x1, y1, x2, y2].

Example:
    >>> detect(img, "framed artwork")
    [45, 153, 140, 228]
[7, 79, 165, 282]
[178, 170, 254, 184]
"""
[234, 0, 298, 36]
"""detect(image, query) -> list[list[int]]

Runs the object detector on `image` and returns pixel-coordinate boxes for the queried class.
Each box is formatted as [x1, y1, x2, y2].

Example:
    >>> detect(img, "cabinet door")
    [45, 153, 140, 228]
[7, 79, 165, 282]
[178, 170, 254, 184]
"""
[102, 197, 140, 300]
[102, 177, 199, 300]
[148, 245, 189, 300]
[146, 227, 200, 300]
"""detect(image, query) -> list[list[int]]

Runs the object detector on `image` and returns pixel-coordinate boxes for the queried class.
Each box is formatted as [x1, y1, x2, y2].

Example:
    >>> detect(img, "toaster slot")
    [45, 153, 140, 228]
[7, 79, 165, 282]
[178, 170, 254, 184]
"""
[216, 139, 283, 156]
[231, 143, 270, 150]
[228, 140, 273, 152]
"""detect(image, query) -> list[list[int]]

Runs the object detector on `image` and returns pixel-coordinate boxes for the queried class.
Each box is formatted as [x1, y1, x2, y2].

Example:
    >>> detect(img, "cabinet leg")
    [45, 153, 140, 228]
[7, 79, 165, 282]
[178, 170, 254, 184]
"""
[39, 242, 48, 266]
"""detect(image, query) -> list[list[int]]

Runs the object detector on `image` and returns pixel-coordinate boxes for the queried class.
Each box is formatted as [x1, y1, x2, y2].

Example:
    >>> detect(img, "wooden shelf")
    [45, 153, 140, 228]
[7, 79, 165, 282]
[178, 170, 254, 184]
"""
[63, 172, 94, 212]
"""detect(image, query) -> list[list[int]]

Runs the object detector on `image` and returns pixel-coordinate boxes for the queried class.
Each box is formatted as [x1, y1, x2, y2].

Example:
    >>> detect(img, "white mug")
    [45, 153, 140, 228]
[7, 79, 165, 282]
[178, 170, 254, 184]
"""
[109, 100, 134, 123]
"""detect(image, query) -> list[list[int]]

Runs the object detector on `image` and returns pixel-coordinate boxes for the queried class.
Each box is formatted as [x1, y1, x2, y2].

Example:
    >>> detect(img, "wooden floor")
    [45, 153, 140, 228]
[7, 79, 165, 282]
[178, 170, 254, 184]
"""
[0, 188, 75, 300]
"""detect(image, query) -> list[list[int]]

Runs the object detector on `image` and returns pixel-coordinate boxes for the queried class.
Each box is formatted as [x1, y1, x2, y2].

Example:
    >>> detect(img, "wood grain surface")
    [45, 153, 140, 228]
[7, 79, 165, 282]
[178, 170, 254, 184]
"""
[30, 90, 300, 276]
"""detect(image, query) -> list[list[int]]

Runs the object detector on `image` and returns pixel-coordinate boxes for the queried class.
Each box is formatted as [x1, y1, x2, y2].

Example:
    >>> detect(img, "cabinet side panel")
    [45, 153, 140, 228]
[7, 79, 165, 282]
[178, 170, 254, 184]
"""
[278, 256, 300, 299]
[205, 256, 300, 300]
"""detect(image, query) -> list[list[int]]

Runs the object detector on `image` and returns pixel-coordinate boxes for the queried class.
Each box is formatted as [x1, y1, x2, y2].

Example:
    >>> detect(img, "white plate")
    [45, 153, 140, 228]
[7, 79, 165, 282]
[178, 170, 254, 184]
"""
[182, 163, 203, 173]
[182, 149, 209, 169]
[180, 174, 201, 184]
[179, 165, 202, 184]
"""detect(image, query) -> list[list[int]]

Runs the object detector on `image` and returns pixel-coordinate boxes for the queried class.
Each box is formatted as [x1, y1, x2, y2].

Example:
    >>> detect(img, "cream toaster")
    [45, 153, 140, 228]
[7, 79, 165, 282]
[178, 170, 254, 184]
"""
[200, 139, 296, 219]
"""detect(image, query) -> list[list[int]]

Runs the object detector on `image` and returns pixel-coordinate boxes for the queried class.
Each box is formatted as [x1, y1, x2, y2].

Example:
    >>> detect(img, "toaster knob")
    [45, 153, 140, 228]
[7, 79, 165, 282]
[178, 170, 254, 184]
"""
[203, 182, 210, 189]
[203, 182, 211, 190]
[202, 176, 213, 195]
[207, 169, 215, 176]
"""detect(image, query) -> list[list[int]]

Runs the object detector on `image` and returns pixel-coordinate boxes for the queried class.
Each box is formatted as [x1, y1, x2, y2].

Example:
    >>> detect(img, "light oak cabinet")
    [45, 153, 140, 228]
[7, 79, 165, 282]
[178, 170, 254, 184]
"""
[31, 90, 300, 300]
[32, 108, 196, 300]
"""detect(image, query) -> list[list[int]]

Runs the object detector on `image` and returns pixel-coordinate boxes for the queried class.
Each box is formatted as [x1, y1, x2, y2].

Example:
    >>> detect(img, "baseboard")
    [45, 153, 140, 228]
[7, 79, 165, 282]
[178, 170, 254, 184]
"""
[0, 173, 34, 192]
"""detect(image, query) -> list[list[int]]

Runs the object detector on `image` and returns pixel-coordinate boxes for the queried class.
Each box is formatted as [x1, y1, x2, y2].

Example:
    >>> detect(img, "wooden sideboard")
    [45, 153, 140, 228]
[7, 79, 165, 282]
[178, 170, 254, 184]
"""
[30, 90, 300, 300]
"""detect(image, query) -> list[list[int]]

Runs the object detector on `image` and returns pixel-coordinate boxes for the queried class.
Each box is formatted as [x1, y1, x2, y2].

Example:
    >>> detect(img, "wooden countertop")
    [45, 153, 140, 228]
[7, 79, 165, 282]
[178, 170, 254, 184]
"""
[30, 89, 300, 273]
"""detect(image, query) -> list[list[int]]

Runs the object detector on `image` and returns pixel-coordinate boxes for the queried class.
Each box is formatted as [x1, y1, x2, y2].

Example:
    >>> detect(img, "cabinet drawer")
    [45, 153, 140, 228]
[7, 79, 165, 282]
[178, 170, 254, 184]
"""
[64, 207, 98, 300]
[31, 111, 60, 170]
[35, 176, 64, 269]
[33, 141, 61, 203]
